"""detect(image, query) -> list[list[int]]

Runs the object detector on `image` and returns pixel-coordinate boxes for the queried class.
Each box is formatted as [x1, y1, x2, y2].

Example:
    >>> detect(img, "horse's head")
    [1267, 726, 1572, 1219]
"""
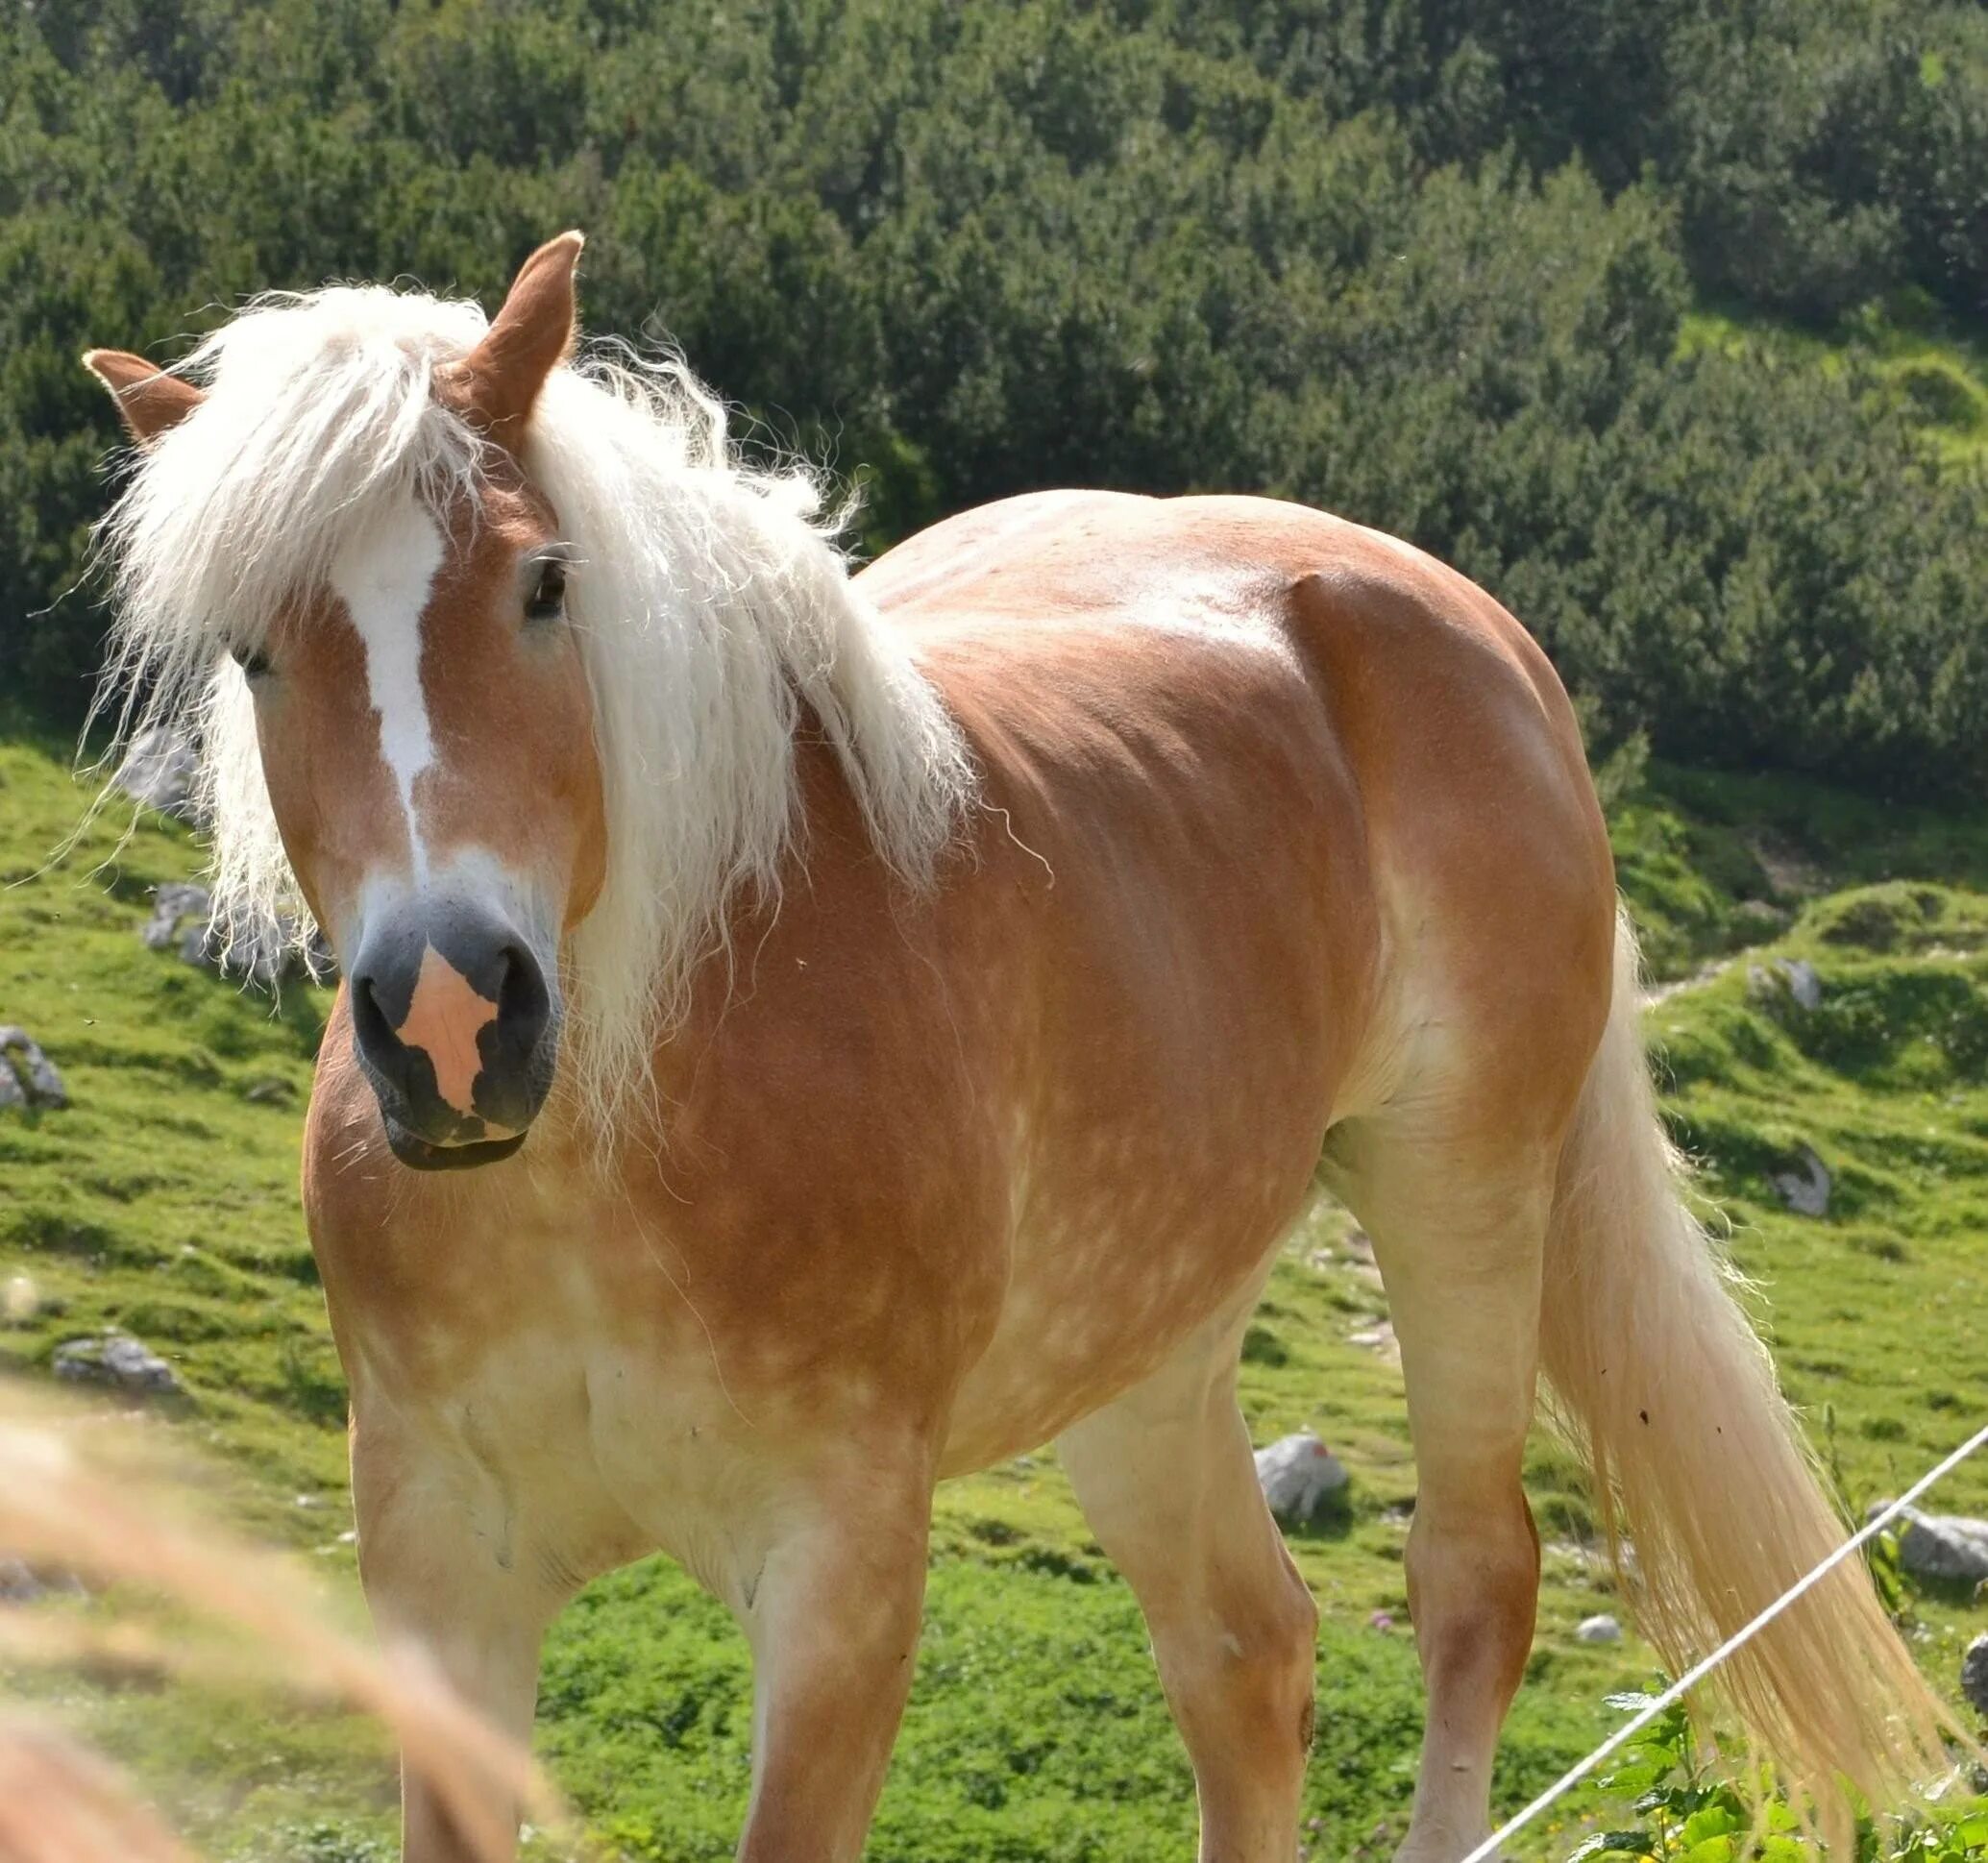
[85, 236, 606, 1169]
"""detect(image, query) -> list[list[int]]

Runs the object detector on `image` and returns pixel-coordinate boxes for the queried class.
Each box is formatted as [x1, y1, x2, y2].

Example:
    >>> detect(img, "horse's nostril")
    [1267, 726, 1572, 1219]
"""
[496, 943, 551, 1045]
[350, 970, 394, 1057]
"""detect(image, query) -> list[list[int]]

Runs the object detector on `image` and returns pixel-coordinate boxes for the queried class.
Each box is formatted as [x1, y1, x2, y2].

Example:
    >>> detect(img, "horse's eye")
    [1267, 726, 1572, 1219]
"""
[525, 558, 567, 624]
[231, 642, 272, 679]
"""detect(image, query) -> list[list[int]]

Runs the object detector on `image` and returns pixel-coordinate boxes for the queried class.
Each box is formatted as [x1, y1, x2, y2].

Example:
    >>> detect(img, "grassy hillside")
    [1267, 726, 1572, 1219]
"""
[3, 735, 1985, 1862]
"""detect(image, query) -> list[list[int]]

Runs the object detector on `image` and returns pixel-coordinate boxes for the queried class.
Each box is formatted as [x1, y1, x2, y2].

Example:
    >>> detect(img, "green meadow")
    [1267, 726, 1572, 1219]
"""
[3, 734, 1984, 1860]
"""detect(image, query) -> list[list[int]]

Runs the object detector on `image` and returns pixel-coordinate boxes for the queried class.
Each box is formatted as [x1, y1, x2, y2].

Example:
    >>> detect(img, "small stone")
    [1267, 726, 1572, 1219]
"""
[51, 1333, 184, 1398]
[143, 882, 214, 952]
[1255, 1432, 1350, 1526]
[1747, 957, 1823, 1013]
[114, 725, 199, 818]
[1961, 1635, 1988, 1718]
[0, 1027, 67, 1111]
[1770, 1145, 1831, 1217]
[143, 882, 332, 989]
[216, 915, 292, 991]
[244, 1077, 296, 1104]
[1577, 1613, 1623, 1644]
[1877, 1505, 1988, 1584]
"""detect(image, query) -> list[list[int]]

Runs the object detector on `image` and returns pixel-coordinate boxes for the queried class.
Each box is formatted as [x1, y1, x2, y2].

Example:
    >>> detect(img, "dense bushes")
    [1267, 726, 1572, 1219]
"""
[5, 0, 1988, 797]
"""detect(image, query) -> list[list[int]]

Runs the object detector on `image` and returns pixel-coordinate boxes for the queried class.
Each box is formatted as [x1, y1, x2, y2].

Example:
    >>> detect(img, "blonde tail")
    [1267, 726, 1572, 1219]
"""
[1539, 909, 1951, 1823]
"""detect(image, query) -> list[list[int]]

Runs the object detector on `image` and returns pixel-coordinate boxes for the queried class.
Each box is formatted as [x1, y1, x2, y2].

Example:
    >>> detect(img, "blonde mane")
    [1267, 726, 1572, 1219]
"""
[91, 282, 975, 1136]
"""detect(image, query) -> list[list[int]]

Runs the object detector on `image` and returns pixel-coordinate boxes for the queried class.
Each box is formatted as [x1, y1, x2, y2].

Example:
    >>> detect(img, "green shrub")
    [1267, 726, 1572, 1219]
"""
[9, 0, 1988, 797]
[1562, 1685, 1988, 1863]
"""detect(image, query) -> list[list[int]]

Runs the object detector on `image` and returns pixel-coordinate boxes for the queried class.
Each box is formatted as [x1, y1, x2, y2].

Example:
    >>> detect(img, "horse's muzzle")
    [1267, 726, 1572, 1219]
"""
[347, 897, 559, 1168]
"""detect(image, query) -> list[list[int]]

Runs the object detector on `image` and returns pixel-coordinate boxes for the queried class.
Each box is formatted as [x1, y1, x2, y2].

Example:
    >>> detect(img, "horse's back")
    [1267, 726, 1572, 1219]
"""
[863, 490, 1614, 1129]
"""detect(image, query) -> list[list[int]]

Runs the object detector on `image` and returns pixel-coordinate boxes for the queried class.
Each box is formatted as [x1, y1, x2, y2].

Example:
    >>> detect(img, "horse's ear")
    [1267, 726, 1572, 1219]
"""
[449, 231, 585, 439]
[83, 350, 206, 444]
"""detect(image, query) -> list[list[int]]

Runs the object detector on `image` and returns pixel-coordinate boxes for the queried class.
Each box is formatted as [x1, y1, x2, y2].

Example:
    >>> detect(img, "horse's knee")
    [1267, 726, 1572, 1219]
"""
[1161, 1548, 1318, 1775]
[1212, 1542, 1316, 1671]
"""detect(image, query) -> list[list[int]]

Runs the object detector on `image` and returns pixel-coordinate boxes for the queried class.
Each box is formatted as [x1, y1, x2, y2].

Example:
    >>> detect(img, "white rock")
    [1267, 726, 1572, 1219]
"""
[1576, 1613, 1623, 1644]
[143, 882, 213, 952]
[0, 1027, 67, 1111]
[1770, 1145, 1831, 1217]
[1877, 1505, 1988, 1584]
[114, 725, 199, 818]
[52, 1332, 184, 1397]
[142, 882, 331, 989]
[1748, 958, 1824, 1013]
[1254, 1433, 1349, 1526]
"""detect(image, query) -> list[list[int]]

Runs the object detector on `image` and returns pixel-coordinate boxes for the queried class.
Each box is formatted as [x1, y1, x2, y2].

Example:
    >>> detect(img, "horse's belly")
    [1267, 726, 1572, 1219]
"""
[937, 1149, 1315, 1476]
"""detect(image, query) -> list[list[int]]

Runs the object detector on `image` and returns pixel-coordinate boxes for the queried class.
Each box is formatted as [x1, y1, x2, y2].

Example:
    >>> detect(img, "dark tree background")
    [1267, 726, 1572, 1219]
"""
[8, 0, 1988, 796]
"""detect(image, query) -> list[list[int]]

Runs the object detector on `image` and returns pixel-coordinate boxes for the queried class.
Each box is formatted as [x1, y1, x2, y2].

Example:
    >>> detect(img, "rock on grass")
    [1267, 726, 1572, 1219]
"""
[1255, 1433, 1350, 1526]
[52, 1333, 184, 1398]
[1770, 1144, 1831, 1217]
[0, 1026, 67, 1110]
[1872, 1504, 1988, 1584]
[1963, 1635, 1988, 1718]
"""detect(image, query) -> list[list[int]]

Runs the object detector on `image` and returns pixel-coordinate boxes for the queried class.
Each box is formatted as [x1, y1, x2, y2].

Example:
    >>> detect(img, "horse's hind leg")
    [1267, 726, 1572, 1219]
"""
[1321, 1118, 1554, 1863]
[1058, 1312, 1319, 1862]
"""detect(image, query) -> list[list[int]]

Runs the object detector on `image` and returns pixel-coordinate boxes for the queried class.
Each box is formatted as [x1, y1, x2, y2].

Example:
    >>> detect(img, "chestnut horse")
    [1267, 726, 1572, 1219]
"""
[85, 234, 1944, 1863]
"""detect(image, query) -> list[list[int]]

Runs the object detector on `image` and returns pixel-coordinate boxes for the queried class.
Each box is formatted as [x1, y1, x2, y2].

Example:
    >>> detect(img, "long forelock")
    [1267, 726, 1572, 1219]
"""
[90, 283, 976, 1149]
[99, 286, 490, 673]
[88, 283, 497, 972]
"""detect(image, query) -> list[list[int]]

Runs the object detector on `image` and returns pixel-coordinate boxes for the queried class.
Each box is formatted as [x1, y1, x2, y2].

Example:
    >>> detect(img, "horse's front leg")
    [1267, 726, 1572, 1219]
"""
[733, 1455, 935, 1863]
[350, 1409, 563, 1863]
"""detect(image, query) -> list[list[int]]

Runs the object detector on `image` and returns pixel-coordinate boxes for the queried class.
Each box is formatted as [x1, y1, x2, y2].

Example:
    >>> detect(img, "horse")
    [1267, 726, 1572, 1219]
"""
[82, 233, 1948, 1863]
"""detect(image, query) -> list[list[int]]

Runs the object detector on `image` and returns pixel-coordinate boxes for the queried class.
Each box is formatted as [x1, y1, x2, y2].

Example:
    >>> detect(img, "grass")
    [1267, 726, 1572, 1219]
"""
[2, 735, 1985, 1861]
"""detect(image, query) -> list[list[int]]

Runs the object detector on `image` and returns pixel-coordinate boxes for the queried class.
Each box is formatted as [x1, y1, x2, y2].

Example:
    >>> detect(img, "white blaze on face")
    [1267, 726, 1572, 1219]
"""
[330, 494, 445, 873]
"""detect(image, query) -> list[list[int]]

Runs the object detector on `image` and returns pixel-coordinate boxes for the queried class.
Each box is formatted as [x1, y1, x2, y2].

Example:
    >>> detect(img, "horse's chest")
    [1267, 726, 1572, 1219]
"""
[324, 1177, 810, 1601]
[353, 1284, 797, 1604]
